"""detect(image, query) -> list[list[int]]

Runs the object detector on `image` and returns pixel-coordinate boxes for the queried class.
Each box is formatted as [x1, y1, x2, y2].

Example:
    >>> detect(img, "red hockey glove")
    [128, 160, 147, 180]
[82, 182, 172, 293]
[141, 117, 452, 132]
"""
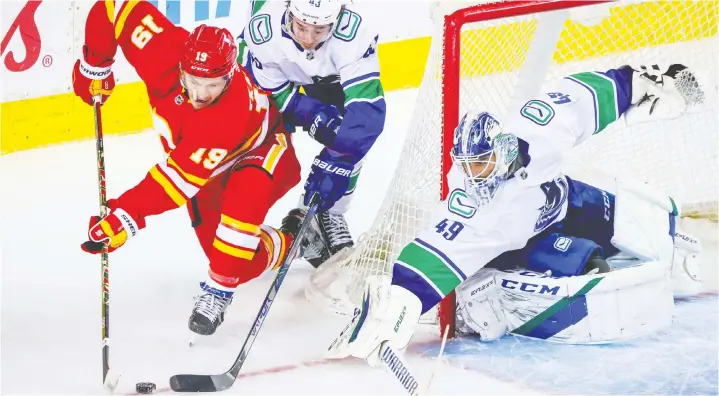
[72, 47, 115, 105]
[81, 200, 144, 254]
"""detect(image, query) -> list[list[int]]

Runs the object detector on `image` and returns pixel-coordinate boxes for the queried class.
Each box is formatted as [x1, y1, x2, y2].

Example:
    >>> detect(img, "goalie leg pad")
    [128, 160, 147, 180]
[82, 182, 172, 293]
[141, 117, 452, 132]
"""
[671, 229, 703, 297]
[328, 279, 422, 367]
[611, 178, 677, 263]
[455, 269, 508, 340]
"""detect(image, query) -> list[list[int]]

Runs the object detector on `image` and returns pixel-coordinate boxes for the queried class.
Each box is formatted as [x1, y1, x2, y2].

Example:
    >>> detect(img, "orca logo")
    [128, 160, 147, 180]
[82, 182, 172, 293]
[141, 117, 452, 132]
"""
[534, 178, 568, 232]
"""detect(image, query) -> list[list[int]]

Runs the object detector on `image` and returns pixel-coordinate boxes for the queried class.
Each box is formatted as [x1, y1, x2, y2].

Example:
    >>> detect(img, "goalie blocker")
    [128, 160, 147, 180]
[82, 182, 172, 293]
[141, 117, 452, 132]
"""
[455, 177, 704, 343]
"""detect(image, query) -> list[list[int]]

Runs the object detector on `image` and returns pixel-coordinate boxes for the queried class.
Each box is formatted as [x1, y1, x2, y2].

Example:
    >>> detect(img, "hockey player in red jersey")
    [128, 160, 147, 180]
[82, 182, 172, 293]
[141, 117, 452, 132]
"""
[72, 0, 301, 336]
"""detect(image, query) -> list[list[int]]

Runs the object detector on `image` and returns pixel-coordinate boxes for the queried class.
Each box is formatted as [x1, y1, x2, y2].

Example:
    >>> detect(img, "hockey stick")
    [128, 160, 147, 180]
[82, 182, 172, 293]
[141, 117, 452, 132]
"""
[92, 96, 120, 390]
[169, 195, 321, 392]
[379, 342, 422, 395]
[418, 324, 450, 395]
[379, 324, 449, 396]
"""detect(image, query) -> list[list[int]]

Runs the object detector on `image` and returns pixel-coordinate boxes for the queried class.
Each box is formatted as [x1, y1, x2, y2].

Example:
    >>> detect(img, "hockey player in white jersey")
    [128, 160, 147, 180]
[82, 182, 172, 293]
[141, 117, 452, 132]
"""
[237, 0, 386, 267]
[329, 63, 707, 363]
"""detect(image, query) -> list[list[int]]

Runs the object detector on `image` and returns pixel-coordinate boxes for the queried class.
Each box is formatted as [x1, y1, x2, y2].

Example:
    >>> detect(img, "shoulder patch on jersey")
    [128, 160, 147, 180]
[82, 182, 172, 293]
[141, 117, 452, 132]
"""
[520, 99, 555, 126]
[333, 9, 362, 42]
[534, 178, 569, 232]
[249, 14, 272, 45]
[448, 189, 477, 218]
[362, 35, 378, 59]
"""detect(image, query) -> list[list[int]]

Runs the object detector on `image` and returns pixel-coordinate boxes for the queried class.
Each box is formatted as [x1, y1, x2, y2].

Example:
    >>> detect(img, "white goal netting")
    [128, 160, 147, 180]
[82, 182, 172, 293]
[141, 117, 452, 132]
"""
[306, 0, 718, 321]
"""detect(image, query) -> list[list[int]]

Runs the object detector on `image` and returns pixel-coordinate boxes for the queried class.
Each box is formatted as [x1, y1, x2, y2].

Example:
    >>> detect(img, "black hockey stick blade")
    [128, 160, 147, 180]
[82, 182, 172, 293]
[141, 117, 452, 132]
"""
[170, 196, 321, 392]
[169, 372, 234, 392]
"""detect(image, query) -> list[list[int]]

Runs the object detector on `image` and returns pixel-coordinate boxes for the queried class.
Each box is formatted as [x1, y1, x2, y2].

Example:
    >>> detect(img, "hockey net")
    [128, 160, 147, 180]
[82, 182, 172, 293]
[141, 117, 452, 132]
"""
[306, 0, 718, 337]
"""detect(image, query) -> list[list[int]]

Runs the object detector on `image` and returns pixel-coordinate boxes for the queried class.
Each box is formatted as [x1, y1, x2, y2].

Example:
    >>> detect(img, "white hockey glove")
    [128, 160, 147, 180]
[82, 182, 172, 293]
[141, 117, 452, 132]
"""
[624, 63, 705, 126]
[328, 276, 422, 367]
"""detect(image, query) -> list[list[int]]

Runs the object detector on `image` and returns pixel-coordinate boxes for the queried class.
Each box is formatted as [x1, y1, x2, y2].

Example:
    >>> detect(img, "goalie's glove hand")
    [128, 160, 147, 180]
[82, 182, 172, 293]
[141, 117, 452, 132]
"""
[307, 105, 342, 148]
[622, 63, 704, 125]
[81, 200, 144, 254]
[304, 149, 353, 212]
[72, 45, 115, 106]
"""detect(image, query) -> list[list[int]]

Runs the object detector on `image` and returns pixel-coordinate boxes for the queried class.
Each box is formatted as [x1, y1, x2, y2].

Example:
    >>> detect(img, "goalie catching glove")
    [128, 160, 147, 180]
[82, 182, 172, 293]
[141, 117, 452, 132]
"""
[328, 277, 422, 366]
[623, 63, 705, 125]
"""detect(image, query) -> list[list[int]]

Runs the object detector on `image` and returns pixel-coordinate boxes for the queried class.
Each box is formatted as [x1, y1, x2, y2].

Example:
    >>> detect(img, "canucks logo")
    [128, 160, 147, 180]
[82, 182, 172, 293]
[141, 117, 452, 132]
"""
[534, 178, 569, 232]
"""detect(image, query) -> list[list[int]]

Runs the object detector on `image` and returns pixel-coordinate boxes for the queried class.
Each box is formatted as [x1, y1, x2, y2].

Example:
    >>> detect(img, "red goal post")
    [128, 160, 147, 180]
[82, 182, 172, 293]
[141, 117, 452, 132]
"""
[305, 0, 718, 341]
[437, 0, 717, 339]
[438, 0, 617, 340]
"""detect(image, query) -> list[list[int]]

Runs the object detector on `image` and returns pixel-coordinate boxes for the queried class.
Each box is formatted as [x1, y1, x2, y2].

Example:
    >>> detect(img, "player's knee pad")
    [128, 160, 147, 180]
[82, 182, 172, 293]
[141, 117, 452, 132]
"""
[525, 233, 603, 277]
[455, 269, 508, 341]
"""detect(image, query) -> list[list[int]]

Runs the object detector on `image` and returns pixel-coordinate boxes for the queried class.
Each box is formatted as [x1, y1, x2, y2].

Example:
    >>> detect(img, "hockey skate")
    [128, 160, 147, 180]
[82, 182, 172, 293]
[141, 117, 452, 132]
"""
[188, 281, 234, 336]
[317, 210, 354, 257]
[280, 208, 331, 268]
[280, 207, 354, 268]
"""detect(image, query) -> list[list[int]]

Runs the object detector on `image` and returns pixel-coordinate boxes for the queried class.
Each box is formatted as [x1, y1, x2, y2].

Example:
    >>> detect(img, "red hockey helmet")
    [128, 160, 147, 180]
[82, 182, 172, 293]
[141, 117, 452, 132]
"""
[180, 24, 238, 79]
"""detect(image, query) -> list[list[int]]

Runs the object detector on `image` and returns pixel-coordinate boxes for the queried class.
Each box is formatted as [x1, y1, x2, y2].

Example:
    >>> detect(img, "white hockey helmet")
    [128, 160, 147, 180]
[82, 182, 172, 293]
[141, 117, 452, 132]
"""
[288, 0, 344, 26]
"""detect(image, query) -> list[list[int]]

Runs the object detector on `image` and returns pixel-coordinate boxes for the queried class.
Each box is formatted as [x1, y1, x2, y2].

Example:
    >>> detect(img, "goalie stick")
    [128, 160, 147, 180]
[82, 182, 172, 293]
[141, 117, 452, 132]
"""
[169, 195, 321, 392]
[378, 325, 449, 396]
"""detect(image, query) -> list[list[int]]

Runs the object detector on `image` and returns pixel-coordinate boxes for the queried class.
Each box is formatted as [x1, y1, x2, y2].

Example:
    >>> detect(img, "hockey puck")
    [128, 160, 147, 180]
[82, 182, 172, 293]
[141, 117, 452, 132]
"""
[136, 382, 156, 394]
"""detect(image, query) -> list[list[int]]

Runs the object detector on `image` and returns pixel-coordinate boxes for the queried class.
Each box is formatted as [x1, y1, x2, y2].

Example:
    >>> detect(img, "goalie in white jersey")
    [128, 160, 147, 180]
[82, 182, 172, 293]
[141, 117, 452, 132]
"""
[329, 63, 707, 363]
[238, 0, 386, 268]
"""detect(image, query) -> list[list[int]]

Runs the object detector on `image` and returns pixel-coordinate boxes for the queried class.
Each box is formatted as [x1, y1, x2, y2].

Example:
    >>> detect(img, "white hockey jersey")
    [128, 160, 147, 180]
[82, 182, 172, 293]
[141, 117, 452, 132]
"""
[237, 1, 381, 111]
[237, 1, 386, 162]
[392, 69, 633, 312]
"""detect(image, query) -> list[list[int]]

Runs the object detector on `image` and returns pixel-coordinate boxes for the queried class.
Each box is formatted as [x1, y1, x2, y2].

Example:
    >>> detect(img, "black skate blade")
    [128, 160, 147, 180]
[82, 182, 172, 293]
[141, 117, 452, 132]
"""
[170, 373, 235, 392]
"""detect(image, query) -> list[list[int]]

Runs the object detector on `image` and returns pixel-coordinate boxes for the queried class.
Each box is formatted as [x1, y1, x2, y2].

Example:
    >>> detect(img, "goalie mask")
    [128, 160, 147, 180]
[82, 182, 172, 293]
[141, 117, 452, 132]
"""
[451, 111, 519, 207]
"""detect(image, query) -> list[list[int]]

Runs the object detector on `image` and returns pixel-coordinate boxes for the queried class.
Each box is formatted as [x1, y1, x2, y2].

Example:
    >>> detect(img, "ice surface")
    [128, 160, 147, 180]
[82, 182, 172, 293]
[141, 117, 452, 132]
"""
[0, 90, 540, 395]
[2, 87, 716, 395]
[415, 294, 718, 395]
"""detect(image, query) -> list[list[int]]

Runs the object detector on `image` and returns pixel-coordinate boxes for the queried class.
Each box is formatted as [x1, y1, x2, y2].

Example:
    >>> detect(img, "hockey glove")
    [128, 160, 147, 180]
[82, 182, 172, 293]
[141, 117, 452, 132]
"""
[307, 105, 342, 148]
[72, 45, 115, 105]
[622, 63, 705, 125]
[304, 149, 353, 212]
[81, 200, 144, 254]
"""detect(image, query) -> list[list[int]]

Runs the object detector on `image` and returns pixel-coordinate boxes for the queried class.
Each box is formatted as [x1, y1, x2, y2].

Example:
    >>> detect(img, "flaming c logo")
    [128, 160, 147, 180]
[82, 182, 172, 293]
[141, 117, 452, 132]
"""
[1, 1, 42, 72]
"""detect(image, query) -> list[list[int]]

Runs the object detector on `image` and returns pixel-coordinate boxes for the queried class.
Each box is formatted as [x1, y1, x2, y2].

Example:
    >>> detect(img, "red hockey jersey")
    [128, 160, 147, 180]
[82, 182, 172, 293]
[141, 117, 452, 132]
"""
[82, 0, 284, 222]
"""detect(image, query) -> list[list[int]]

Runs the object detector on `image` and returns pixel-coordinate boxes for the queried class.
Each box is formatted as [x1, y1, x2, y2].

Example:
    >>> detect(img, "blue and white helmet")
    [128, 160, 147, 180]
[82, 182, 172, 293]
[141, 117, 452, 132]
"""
[451, 111, 519, 206]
